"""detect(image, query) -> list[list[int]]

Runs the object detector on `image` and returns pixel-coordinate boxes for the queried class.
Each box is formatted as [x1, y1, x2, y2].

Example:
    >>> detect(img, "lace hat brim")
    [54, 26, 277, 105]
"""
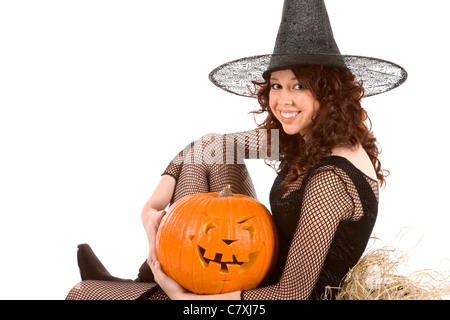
[208, 53, 408, 98]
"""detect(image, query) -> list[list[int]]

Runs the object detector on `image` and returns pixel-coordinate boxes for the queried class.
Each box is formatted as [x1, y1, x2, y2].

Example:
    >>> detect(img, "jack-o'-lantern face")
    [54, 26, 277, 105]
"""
[156, 185, 278, 295]
[194, 213, 262, 277]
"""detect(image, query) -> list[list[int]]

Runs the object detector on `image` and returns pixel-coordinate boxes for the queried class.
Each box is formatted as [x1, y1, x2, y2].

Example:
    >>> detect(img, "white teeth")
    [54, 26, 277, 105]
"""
[280, 111, 300, 119]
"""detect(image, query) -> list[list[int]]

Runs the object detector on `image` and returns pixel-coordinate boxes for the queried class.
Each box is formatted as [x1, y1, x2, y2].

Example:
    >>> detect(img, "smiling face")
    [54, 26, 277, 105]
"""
[269, 69, 320, 137]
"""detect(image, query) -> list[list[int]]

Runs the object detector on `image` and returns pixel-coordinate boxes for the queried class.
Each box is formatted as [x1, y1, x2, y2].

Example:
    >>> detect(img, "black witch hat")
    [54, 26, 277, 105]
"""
[209, 0, 407, 97]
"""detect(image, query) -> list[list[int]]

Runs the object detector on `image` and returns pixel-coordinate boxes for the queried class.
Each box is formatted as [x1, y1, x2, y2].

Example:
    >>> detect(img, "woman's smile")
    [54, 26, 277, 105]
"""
[279, 110, 301, 122]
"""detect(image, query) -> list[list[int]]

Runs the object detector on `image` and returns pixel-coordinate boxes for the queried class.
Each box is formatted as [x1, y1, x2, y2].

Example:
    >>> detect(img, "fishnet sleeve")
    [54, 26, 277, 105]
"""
[242, 169, 355, 300]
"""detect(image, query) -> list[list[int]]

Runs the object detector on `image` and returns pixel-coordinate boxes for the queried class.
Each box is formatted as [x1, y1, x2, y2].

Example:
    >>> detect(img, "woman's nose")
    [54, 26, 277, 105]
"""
[278, 93, 293, 106]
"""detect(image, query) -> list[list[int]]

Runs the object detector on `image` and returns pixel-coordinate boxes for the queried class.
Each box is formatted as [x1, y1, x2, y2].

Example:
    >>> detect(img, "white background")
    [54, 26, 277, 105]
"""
[1, 0, 449, 299]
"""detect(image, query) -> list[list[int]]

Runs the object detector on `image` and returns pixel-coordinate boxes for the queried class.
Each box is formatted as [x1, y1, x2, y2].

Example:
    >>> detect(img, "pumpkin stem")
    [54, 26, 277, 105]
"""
[217, 184, 233, 198]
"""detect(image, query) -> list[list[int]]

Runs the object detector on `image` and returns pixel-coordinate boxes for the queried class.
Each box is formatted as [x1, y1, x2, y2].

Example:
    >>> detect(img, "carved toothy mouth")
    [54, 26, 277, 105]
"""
[197, 245, 259, 274]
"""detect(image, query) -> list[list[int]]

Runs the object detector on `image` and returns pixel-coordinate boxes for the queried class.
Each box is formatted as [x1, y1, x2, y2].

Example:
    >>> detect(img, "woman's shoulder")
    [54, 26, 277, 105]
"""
[330, 145, 378, 181]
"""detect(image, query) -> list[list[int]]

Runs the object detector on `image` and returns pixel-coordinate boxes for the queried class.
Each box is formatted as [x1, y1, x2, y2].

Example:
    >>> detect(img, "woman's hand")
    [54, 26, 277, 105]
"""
[150, 259, 242, 300]
[142, 208, 166, 264]
[150, 260, 190, 300]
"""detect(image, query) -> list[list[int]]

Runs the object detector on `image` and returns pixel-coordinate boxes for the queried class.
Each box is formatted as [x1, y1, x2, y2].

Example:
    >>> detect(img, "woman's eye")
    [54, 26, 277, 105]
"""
[294, 84, 304, 90]
[271, 84, 281, 90]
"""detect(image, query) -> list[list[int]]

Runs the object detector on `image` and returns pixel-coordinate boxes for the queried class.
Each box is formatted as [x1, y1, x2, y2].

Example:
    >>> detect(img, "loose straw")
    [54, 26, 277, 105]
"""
[324, 237, 450, 300]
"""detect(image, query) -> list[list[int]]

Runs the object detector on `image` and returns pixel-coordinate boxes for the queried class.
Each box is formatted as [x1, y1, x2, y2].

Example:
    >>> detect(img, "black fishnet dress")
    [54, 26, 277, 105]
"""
[66, 130, 378, 300]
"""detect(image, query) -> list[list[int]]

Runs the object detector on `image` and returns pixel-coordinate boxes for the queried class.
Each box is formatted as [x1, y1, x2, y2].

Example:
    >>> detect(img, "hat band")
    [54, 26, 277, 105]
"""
[263, 53, 348, 78]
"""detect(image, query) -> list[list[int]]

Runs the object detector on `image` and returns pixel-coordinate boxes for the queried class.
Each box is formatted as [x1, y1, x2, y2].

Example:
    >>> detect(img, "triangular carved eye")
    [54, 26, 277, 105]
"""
[242, 224, 256, 239]
[222, 239, 237, 246]
[203, 222, 217, 235]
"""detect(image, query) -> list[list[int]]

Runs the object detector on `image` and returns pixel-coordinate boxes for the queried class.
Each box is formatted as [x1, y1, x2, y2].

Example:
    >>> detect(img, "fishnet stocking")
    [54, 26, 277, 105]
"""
[164, 130, 277, 203]
[66, 281, 169, 300]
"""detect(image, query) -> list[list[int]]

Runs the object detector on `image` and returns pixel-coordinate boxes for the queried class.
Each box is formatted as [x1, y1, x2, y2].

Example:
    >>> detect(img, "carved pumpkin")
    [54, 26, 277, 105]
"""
[156, 185, 278, 294]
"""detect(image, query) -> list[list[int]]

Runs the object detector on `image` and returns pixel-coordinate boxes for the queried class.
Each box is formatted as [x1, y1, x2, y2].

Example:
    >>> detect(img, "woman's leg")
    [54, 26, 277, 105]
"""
[168, 132, 258, 203]
[65, 280, 169, 300]
[70, 133, 258, 299]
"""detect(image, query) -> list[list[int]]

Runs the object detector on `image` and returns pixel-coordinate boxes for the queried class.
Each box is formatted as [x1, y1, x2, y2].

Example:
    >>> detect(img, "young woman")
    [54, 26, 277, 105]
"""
[68, 65, 383, 300]
[66, 0, 407, 300]
[153, 65, 383, 300]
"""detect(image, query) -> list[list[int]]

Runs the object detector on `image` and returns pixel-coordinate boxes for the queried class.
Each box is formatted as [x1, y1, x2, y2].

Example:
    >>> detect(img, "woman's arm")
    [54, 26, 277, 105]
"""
[141, 174, 176, 264]
[241, 169, 354, 300]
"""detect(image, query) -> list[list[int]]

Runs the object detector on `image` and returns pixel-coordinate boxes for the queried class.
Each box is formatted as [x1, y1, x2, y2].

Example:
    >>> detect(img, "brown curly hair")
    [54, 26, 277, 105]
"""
[252, 65, 387, 187]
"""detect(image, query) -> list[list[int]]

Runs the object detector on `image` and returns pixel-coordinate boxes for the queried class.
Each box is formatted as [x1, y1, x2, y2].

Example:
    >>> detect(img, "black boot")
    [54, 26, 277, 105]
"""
[77, 243, 154, 282]
[77, 243, 133, 282]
